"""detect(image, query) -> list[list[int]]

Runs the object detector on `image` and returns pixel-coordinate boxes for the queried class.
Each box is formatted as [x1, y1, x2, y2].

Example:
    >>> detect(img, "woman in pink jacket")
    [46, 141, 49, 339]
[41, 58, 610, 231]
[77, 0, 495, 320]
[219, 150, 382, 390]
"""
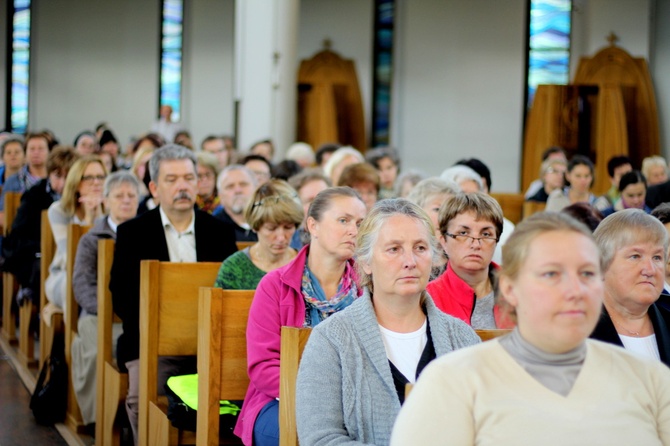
[234, 186, 367, 446]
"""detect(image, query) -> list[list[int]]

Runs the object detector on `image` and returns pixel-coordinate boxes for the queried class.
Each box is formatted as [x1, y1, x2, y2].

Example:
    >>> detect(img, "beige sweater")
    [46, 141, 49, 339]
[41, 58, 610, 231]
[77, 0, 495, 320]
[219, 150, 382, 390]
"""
[391, 340, 670, 446]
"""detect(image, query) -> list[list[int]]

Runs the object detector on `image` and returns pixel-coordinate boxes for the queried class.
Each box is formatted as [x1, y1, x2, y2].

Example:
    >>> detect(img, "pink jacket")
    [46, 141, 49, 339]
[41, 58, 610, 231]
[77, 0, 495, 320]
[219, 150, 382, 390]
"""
[426, 262, 514, 329]
[234, 245, 359, 444]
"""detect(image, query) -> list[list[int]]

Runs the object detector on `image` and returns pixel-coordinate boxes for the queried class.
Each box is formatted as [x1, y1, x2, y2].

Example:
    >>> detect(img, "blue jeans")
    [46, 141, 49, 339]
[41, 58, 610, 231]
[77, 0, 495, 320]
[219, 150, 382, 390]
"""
[253, 399, 279, 446]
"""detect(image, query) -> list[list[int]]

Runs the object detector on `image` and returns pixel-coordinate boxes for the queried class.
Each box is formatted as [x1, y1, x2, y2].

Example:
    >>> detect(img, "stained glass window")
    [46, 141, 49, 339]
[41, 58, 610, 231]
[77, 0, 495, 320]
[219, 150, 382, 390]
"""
[372, 0, 394, 147]
[160, 0, 183, 121]
[11, 0, 31, 134]
[527, 0, 572, 108]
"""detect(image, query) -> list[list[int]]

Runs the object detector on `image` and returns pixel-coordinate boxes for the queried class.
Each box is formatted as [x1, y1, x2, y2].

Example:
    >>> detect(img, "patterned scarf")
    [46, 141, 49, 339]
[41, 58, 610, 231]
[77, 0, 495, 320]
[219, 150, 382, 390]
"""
[301, 260, 358, 327]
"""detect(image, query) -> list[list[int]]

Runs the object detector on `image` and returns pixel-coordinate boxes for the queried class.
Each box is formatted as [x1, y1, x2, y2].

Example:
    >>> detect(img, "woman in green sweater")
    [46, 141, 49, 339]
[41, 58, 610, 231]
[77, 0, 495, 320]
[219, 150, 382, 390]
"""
[214, 179, 304, 289]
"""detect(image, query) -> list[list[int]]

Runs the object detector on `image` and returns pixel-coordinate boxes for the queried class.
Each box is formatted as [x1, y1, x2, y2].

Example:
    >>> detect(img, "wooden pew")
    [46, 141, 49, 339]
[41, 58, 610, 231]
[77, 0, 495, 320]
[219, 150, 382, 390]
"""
[490, 193, 525, 225]
[37, 210, 59, 369]
[1, 191, 23, 343]
[138, 260, 222, 446]
[235, 241, 255, 251]
[96, 239, 127, 446]
[522, 201, 546, 219]
[475, 329, 512, 342]
[196, 287, 254, 446]
[278, 327, 312, 446]
[64, 223, 91, 433]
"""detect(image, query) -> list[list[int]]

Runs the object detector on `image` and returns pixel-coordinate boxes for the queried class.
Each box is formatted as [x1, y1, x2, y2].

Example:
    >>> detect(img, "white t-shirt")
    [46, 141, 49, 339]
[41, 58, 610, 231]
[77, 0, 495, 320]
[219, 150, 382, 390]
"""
[379, 320, 427, 383]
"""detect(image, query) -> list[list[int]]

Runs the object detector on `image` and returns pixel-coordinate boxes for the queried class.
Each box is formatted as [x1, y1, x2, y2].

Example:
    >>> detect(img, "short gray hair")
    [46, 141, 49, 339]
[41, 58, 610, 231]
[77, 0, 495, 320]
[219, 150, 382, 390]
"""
[594, 208, 669, 272]
[440, 165, 483, 191]
[104, 171, 141, 197]
[216, 164, 257, 191]
[355, 198, 440, 292]
[407, 177, 460, 208]
[149, 144, 197, 182]
[1, 135, 25, 156]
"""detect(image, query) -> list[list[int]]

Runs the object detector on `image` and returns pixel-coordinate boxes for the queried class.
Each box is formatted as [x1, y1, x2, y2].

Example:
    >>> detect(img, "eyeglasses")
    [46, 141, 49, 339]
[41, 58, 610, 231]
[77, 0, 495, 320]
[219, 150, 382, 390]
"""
[444, 232, 499, 246]
[252, 194, 298, 209]
[198, 172, 215, 180]
[547, 167, 566, 175]
[81, 175, 106, 183]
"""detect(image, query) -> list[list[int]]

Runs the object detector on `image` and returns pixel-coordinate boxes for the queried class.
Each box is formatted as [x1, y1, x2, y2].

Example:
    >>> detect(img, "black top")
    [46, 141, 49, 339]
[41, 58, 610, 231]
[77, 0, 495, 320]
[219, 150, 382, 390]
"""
[527, 187, 550, 203]
[213, 207, 258, 242]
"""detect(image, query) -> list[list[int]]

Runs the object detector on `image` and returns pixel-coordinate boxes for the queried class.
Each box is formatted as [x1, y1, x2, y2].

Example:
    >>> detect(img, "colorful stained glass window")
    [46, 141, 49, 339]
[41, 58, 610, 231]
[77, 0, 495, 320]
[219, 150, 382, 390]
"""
[527, 0, 572, 108]
[372, 0, 394, 146]
[160, 0, 183, 121]
[11, 0, 31, 134]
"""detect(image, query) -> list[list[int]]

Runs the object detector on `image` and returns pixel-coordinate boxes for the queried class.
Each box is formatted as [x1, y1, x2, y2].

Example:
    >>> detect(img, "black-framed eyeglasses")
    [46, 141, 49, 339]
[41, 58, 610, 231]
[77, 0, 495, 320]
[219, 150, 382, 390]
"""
[444, 232, 499, 246]
[81, 175, 106, 183]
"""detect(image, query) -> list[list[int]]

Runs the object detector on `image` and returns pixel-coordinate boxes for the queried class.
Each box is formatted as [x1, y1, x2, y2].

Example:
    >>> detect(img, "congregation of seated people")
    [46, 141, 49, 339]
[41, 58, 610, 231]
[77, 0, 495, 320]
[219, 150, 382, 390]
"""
[1, 123, 670, 446]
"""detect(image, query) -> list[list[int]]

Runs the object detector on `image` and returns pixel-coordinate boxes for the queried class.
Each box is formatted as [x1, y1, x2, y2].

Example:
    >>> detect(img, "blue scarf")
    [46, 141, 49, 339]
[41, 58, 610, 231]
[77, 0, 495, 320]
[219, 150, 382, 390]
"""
[301, 261, 358, 327]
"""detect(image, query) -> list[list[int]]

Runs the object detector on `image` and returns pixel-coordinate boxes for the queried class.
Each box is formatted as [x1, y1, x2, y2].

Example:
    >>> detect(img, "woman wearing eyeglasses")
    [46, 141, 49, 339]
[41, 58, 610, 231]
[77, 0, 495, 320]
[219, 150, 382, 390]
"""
[214, 179, 303, 290]
[427, 192, 514, 329]
[45, 155, 107, 312]
[235, 186, 367, 446]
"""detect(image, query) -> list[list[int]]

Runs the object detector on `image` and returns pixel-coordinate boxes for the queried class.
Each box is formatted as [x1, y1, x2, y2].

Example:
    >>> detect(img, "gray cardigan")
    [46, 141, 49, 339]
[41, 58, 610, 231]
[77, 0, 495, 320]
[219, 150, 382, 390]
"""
[73, 216, 115, 316]
[295, 290, 480, 446]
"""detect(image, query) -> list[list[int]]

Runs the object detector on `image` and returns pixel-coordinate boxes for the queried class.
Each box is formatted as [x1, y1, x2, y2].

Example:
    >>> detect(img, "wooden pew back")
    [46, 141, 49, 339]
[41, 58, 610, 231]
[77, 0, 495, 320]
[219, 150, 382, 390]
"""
[38, 210, 58, 368]
[196, 287, 254, 446]
[138, 260, 221, 446]
[279, 327, 312, 446]
[475, 329, 512, 342]
[1, 191, 23, 343]
[490, 193, 525, 225]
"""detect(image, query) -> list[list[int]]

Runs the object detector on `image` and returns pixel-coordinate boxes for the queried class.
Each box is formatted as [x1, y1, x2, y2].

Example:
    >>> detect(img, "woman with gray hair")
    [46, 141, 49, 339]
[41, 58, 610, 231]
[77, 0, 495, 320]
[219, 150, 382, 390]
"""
[296, 198, 479, 446]
[407, 177, 460, 237]
[71, 171, 141, 426]
[590, 209, 670, 365]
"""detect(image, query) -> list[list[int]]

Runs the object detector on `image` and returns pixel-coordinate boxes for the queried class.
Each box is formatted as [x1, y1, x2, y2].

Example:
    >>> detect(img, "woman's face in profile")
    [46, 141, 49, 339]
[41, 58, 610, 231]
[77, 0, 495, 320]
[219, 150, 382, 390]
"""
[500, 230, 603, 354]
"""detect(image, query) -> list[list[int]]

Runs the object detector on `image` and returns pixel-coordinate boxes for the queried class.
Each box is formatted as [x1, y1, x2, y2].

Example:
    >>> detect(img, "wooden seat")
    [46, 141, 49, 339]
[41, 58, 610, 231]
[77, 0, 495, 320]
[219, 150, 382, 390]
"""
[1, 191, 23, 344]
[96, 239, 128, 446]
[64, 223, 91, 433]
[37, 210, 58, 369]
[138, 260, 222, 446]
[523, 201, 546, 219]
[475, 329, 512, 342]
[278, 327, 312, 446]
[490, 193, 525, 225]
[196, 287, 254, 446]
[235, 241, 255, 251]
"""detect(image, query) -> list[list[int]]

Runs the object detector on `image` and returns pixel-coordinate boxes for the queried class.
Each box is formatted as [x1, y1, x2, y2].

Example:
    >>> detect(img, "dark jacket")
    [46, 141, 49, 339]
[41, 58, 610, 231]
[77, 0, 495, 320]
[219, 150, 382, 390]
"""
[590, 303, 670, 367]
[2, 178, 59, 286]
[111, 207, 237, 369]
[645, 179, 670, 210]
[212, 206, 258, 242]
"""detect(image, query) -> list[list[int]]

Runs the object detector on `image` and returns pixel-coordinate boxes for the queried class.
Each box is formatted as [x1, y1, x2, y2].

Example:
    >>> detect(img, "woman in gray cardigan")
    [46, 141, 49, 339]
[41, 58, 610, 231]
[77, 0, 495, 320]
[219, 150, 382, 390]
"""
[296, 199, 480, 446]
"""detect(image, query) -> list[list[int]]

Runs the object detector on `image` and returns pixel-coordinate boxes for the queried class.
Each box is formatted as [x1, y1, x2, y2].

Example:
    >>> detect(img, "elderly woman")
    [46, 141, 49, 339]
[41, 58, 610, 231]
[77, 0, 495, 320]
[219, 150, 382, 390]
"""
[407, 177, 460, 237]
[195, 151, 220, 213]
[71, 171, 140, 426]
[235, 187, 367, 446]
[526, 158, 567, 203]
[45, 155, 107, 311]
[296, 199, 480, 445]
[394, 169, 426, 198]
[323, 146, 364, 185]
[427, 192, 514, 329]
[642, 155, 668, 186]
[601, 170, 651, 217]
[391, 212, 670, 445]
[214, 179, 303, 289]
[546, 155, 596, 211]
[590, 209, 670, 365]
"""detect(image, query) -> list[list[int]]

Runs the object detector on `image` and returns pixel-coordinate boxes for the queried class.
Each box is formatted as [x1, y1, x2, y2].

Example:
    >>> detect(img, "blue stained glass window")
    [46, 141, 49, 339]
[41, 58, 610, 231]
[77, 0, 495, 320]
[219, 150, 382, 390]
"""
[11, 0, 32, 134]
[527, 0, 572, 108]
[160, 0, 183, 121]
[372, 0, 395, 146]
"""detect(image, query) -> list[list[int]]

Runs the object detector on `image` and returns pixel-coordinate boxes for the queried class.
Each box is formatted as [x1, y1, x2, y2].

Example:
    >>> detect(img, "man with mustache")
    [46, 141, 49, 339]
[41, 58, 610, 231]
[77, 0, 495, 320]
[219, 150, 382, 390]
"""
[213, 164, 259, 242]
[110, 144, 237, 445]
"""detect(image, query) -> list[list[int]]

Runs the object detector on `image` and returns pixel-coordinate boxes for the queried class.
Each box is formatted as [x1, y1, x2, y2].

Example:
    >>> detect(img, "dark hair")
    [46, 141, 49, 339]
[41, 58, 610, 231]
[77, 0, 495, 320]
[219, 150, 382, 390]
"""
[455, 158, 492, 191]
[200, 135, 222, 149]
[568, 155, 594, 174]
[47, 146, 79, 175]
[607, 155, 632, 178]
[618, 170, 646, 193]
[73, 130, 96, 147]
[304, 187, 363, 243]
[365, 147, 400, 171]
[315, 142, 341, 165]
[541, 146, 566, 161]
[272, 159, 302, 181]
[25, 132, 52, 152]
[561, 203, 604, 232]
[241, 154, 273, 171]
[249, 139, 275, 157]
[651, 203, 670, 225]
[99, 129, 117, 147]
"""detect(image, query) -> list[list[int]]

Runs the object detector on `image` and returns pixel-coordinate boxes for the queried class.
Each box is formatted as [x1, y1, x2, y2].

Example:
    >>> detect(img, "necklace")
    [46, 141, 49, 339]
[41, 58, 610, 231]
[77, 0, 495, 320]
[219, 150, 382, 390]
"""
[610, 314, 649, 337]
